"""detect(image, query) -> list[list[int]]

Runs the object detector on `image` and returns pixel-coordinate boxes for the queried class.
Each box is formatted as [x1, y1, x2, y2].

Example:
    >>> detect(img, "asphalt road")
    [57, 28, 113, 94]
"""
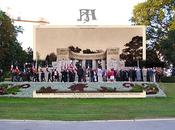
[0, 119, 175, 130]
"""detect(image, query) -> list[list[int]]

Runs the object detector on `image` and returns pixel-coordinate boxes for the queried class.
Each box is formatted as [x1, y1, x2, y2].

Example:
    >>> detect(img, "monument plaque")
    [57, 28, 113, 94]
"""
[57, 48, 69, 61]
[106, 48, 120, 70]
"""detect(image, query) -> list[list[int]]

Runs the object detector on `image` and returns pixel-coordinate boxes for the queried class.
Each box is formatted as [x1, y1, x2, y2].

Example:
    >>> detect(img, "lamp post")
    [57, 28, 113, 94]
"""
[137, 59, 140, 68]
[134, 56, 140, 68]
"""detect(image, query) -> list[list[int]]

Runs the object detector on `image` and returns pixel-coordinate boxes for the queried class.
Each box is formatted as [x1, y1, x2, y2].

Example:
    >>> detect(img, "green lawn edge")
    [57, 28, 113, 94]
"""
[0, 83, 174, 121]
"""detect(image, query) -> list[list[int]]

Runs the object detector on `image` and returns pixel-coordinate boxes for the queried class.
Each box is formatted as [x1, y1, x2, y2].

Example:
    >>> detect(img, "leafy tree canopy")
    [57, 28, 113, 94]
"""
[120, 36, 142, 66]
[160, 30, 175, 66]
[68, 45, 81, 53]
[0, 10, 33, 72]
[131, 0, 175, 66]
[131, 0, 175, 47]
[45, 52, 57, 65]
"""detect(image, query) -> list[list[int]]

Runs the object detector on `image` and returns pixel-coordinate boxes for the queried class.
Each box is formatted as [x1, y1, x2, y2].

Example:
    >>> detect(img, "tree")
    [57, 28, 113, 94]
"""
[131, 0, 175, 61]
[45, 52, 57, 66]
[25, 47, 33, 63]
[120, 36, 142, 66]
[144, 47, 165, 67]
[131, 0, 175, 45]
[83, 49, 95, 54]
[0, 10, 29, 72]
[68, 45, 81, 53]
[160, 30, 175, 66]
[0, 10, 21, 70]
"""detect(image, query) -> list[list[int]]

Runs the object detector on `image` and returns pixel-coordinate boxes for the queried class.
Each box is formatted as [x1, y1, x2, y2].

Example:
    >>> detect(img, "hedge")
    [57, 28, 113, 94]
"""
[161, 76, 175, 83]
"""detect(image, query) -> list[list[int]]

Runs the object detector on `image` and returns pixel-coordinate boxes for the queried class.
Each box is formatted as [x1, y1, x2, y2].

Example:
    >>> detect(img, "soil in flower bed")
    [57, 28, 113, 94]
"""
[36, 84, 144, 93]
[68, 83, 88, 92]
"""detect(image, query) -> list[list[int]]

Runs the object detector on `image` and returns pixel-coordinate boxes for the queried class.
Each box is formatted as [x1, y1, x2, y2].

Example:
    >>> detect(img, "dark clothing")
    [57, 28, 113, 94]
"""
[61, 70, 68, 82]
[90, 70, 94, 82]
[69, 71, 75, 82]
[41, 71, 45, 82]
[48, 72, 51, 82]
[119, 70, 123, 81]
[172, 68, 175, 76]
[77, 68, 84, 82]
[131, 69, 136, 81]
[123, 70, 129, 81]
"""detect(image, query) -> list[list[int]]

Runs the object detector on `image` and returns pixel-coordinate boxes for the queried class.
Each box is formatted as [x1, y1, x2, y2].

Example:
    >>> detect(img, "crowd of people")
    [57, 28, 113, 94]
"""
[10, 63, 173, 83]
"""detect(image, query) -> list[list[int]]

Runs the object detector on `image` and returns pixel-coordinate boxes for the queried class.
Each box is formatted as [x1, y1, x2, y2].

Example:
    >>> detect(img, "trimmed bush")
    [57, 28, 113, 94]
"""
[0, 84, 29, 95]
[161, 76, 175, 83]
[0, 84, 21, 95]
[6, 85, 21, 95]
[130, 84, 143, 92]
[36, 87, 58, 93]
[97, 86, 116, 92]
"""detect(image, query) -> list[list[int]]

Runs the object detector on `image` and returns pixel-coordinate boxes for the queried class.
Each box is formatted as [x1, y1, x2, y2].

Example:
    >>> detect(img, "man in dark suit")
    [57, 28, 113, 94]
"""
[77, 67, 84, 82]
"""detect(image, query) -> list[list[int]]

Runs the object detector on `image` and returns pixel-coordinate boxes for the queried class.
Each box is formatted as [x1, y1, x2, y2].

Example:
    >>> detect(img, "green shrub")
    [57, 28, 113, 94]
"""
[0, 84, 21, 95]
[130, 84, 143, 92]
[6, 85, 21, 95]
[0, 84, 10, 89]
[0, 71, 11, 82]
[161, 76, 175, 83]
[0, 77, 3, 82]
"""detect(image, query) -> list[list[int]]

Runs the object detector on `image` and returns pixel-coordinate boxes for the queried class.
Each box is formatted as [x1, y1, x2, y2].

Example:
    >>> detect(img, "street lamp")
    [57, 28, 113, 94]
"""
[134, 56, 140, 68]
[137, 58, 140, 68]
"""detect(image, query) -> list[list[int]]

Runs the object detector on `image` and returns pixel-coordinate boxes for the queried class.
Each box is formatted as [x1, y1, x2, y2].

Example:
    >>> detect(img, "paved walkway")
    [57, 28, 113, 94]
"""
[0, 118, 175, 130]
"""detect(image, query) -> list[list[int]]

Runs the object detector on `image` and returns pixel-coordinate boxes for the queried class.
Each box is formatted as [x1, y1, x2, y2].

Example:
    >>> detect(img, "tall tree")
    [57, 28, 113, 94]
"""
[25, 47, 33, 63]
[120, 36, 142, 66]
[45, 52, 57, 65]
[160, 30, 175, 66]
[131, 0, 175, 60]
[0, 10, 25, 71]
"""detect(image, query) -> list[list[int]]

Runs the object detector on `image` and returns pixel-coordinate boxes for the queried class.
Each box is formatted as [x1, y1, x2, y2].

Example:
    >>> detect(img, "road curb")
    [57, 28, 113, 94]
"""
[0, 118, 175, 123]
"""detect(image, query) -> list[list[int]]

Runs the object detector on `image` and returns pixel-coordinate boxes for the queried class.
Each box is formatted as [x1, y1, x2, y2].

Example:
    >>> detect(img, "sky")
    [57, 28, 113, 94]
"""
[0, 0, 146, 49]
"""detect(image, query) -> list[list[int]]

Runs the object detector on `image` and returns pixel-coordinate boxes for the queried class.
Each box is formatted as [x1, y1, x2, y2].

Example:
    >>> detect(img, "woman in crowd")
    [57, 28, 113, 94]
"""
[10, 63, 165, 83]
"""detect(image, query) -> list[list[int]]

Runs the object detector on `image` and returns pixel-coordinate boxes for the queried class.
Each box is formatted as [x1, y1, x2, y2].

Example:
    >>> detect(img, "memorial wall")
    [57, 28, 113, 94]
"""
[34, 25, 146, 60]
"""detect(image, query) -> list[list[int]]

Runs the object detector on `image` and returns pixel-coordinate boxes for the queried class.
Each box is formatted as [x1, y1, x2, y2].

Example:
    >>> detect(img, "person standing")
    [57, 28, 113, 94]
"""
[69, 69, 74, 82]
[119, 69, 123, 81]
[136, 67, 141, 81]
[38, 69, 42, 82]
[90, 69, 94, 82]
[110, 69, 115, 82]
[45, 68, 50, 82]
[54, 69, 59, 82]
[142, 67, 147, 82]
[153, 67, 156, 82]
[51, 69, 54, 82]
[77, 67, 84, 82]
[41, 70, 45, 82]
[93, 69, 98, 82]
[97, 67, 103, 82]
[62, 69, 68, 82]
[148, 68, 154, 82]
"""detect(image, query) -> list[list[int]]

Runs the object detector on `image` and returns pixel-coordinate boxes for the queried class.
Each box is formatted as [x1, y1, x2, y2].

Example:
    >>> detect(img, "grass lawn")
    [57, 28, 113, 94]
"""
[0, 83, 175, 121]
